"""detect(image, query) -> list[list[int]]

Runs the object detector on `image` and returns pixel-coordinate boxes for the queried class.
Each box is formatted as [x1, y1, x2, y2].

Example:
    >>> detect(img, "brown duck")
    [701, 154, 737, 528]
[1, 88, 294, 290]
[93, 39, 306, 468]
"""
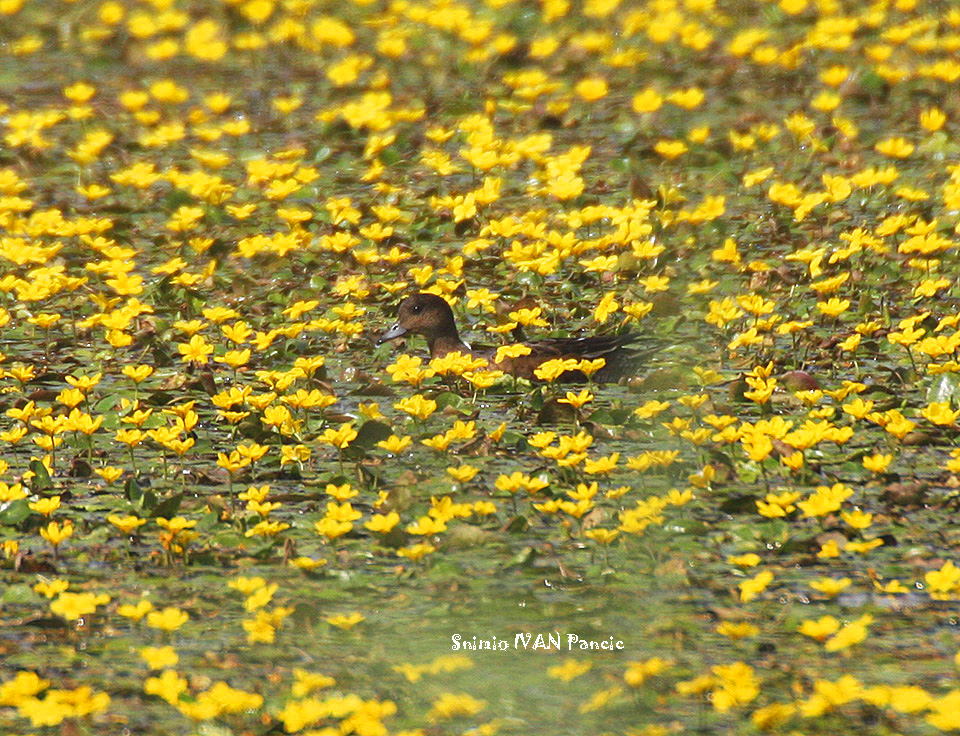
[377, 292, 655, 382]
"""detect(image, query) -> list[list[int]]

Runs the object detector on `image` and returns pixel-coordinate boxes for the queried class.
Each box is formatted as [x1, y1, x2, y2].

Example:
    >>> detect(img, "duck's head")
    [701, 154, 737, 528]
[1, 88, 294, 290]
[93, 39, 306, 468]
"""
[377, 292, 458, 345]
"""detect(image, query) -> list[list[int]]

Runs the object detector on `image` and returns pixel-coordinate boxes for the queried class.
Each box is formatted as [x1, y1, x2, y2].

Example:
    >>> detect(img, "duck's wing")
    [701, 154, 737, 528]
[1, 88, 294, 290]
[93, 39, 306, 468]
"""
[542, 333, 665, 382]
[472, 333, 664, 381]
[534, 332, 636, 360]
[471, 332, 655, 360]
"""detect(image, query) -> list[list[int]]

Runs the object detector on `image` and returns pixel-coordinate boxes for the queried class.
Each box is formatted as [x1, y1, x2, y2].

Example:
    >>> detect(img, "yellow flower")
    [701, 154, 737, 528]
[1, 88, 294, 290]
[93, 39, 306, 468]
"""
[365, 512, 400, 533]
[799, 615, 841, 641]
[739, 570, 773, 602]
[64, 81, 96, 103]
[667, 87, 704, 109]
[244, 583, 278, 611]
[756, 500, 788, 518]
[835, 333, 860, 351]
[118, 599, 154, 620]
[574, 76, 608, 101]
[676, 674, 715, 695]
[874, 137, 914, 158]
[326, 612, 365, 629]
[710, 661, 758, 711]
[922, 401, 960, 426]
[820, 65, 849, 86]
[558, 389, 593, 409]
[140, 645, 179, 670]
[742, 434, 773, 462]
[446, 465, 479, 483]
[177, 334, 213, 364]
[624, 657, 672, 687]
[809, 577, 852, 598]
[495, 471, 549, 495]
[406, 515, 447, 535]
[824, 614, 873, 652]
[752, 703, 796, 730]
[631, 88, 662, 113]
[33, 578, 69, 598]
[534, 358, 579, 382]
[95, 466, 125, 484]
[727, 553, 761, 567]
[579, 285, 617, 321]
[920, 107, 946, 132]
[291, 669, 336, 696]
[716, 621, 759, 639]
[146, 606, 190, 631]
[814, 540, 839, 560]
[314, 518, 352, 539]
[810, 90, 840, 111]
[27, 312, 60, 329]
[430, 351, 488, 376]
[584, 452, 619, 475]
[325, 501, 362, 523]
[144, 669, 188, 705]
[816, 297, 850, 316]
[107, 515, 147, 534]
[584, 528, 619, 545]
[377, 434, 412, 453]
[742, 167, 773, 188]
[397, 543, 435, 561]
[318, 422, 358, 449]
[925, 560, 960, 597]
[509, 306, 549, 327]
[548, 658, 592, 682]
[427, 692, 487, 721]
[40, 519, 73, 547]
[798, 483, 851, 517]
[712, 239, 742, 265]
[50, 591, 110, 621]
[29, 496, 61, 516]
[840, 508, 873, 530]
[654, 139, 688, 159]
[156, 516, 197, 533]
[845, 538, 884, 554]
[842, 397, 874, 419]
[289, 556, 327, 570]
[393, 394, 438, 421]
[577, 358, 606, 378]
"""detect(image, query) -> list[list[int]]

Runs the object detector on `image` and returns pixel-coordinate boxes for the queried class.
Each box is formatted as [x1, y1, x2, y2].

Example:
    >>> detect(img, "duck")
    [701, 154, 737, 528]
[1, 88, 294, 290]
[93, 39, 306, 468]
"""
[377, 292, 656, 382]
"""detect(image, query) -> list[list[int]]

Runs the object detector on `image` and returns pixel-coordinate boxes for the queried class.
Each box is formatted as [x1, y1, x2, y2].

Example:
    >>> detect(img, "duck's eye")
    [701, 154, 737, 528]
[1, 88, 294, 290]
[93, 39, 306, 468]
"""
[411, 304, 422, 314]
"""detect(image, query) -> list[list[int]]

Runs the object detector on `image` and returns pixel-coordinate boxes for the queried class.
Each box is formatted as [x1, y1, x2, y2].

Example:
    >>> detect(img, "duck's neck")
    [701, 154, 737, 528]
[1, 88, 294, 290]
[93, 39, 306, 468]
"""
[428, 333, 471, 358]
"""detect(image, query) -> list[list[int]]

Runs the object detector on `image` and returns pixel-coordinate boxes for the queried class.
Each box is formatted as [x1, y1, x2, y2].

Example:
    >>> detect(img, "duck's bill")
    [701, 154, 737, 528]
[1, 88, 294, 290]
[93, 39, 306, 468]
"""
[377, 323, 407, 345]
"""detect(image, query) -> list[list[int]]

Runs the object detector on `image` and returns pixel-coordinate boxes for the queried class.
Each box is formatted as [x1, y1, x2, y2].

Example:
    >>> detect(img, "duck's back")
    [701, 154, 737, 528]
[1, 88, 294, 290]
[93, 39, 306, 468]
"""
[496, 332, 660, 382]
